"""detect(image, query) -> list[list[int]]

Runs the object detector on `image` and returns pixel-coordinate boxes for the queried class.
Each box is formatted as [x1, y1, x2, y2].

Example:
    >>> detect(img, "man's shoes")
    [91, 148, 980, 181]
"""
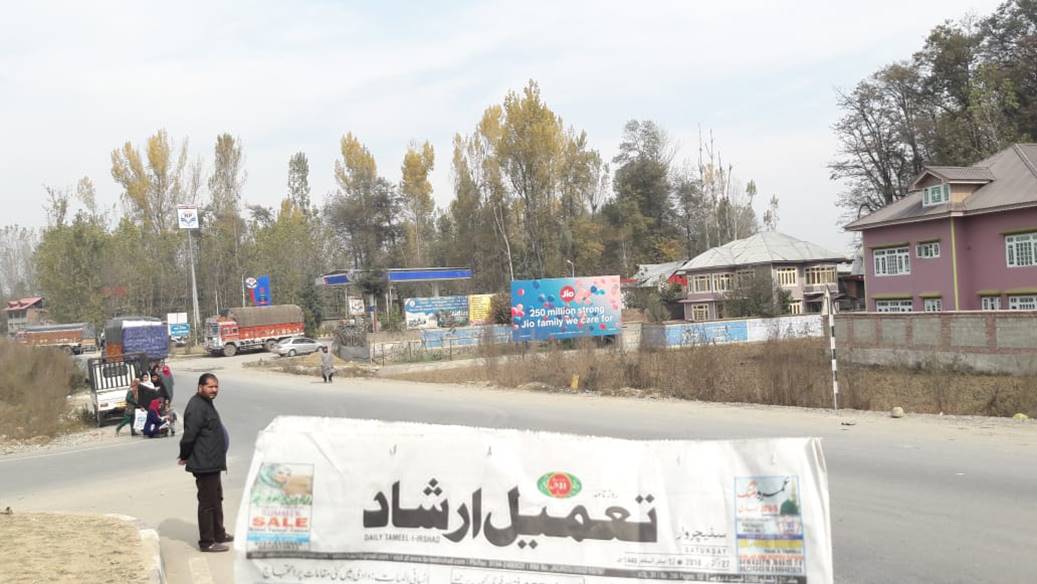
[200, 543, 230, 553]
[218, 534, 234, 543]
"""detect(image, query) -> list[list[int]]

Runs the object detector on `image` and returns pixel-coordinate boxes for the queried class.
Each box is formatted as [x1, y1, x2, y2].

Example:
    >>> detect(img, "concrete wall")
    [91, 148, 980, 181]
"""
[834, 311, 1037, 374]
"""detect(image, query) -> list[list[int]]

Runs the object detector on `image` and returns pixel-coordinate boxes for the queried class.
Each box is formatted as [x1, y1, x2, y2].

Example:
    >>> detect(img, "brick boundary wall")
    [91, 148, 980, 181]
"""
[834, 311, 1037, 375]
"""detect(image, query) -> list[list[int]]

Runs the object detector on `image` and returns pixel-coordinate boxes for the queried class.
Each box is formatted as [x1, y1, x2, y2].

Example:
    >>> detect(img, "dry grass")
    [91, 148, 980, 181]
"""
[391, 338, 1037, 418]
[0, 340, 81, 439]
[246, 351, 375, 378]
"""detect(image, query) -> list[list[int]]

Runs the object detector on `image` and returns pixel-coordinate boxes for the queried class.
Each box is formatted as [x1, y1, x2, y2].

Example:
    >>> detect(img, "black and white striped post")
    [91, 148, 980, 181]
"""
[824, 286, 839, 410]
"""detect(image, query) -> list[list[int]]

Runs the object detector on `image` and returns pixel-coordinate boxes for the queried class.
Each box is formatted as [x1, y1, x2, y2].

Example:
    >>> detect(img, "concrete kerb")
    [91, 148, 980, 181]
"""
[105, 513, 166, 584]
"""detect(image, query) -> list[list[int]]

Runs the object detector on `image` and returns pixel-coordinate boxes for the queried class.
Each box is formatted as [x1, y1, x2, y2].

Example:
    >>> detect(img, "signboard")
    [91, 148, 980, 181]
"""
[167, 312, 190, 338]
[404, 296, 469, 329]
[347, 296, 366, 317]
[235, 417, 833, 584]
[467, 294, 494, 325]
[511, 276, 622, 341]
[246, 275, 272, 306]
[177, 205, 199, 229]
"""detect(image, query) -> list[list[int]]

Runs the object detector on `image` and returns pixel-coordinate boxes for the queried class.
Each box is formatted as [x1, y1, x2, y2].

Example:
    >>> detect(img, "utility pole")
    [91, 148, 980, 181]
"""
[178, 206, 202, 342]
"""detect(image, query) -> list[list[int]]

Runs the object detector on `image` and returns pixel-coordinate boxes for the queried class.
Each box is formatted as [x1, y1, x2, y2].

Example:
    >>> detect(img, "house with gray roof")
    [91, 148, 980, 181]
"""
[676, 232, 846, 321]
[845, 144, 1037, 312]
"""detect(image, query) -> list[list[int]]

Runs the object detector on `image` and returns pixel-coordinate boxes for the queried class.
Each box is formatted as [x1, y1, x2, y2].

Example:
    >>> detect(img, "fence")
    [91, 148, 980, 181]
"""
[834, 310, 1037, 375]
[641, 315, 825, 349]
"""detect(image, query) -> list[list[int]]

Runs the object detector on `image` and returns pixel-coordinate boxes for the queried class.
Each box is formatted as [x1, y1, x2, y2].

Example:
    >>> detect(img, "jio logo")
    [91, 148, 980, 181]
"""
[559, 286, 576, 302]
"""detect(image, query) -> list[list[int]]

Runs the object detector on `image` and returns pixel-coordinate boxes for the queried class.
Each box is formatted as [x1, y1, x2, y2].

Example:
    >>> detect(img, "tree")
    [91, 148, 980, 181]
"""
[722, 269, 790, 318]
[287, 152, 312, 215]
[328, 133, 402, 269]
[35, 192, 108, 327]
[0, 225, 39, 300]
[202, 133, 248, 312]
[399, 141, 436, 266]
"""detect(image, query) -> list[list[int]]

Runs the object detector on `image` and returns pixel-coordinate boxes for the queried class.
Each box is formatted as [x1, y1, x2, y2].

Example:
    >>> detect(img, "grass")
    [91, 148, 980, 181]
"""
[0, 340, 83, 440]
[245, 351, 374, 378]
[389, 338, 1037, 418]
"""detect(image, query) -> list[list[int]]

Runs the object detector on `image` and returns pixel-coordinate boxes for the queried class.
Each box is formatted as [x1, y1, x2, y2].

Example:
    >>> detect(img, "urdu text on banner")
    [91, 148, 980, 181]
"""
[235, 417, 833, 584]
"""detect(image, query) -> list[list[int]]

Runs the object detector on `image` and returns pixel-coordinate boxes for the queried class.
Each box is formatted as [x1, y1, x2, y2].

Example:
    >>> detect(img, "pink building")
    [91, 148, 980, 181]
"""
[846, 144, 1037, 312]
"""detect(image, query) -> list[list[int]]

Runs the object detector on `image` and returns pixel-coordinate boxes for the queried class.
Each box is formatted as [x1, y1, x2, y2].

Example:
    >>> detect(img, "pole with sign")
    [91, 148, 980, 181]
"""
[177, 206, 202, 339]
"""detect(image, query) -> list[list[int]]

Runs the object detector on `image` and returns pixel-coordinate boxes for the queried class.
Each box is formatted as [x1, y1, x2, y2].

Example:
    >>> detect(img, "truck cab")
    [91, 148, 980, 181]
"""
[205, 318, 240, 356]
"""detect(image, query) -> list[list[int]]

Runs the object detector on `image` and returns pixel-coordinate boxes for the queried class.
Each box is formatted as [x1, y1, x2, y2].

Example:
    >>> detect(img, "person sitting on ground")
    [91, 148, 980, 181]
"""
[115, 379, 141, 436]
[142, 398, 172, 438]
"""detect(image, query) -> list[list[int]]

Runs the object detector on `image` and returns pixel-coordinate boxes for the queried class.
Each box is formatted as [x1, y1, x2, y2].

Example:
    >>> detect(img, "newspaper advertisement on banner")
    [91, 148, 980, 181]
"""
[404, 296, 469, 329]
[235, 417, 833, 584]
[176, 205, 199, 229]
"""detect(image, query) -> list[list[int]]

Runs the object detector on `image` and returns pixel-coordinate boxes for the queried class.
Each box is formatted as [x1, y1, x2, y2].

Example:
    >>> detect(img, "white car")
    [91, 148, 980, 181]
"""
[274, 337, 322, 357]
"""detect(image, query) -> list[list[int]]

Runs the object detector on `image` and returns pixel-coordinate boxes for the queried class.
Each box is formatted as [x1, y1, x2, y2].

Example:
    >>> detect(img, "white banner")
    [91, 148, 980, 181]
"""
[177, 205, 199, 229]
[235, 418, 832, 584]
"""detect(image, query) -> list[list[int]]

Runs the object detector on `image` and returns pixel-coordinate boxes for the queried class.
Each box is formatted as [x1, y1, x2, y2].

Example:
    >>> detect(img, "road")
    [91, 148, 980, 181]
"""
[2, 352, 1035, 584]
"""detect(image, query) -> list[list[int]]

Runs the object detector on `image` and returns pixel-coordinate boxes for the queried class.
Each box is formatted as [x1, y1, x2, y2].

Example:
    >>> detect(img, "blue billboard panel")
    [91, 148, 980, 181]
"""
[510, 276, 622, 341]
[404, 296, 469, 329]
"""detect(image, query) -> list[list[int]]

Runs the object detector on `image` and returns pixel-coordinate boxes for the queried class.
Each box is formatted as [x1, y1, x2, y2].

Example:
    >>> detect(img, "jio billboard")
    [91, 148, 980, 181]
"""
[510, 276, 622, 341]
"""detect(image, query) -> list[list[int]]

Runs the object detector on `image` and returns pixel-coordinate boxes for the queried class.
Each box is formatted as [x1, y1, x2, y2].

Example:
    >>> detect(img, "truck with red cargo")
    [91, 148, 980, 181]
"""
[204, 304, 305, 357]
[15, 322, 97, 354]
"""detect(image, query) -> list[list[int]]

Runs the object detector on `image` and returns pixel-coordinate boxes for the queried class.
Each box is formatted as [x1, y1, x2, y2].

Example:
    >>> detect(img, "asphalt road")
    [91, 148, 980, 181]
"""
[2, 353, 1035, 584]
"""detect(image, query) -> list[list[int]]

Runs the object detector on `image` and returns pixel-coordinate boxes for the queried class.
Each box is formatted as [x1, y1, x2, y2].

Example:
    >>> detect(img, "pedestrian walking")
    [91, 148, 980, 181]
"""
[319, 345, 335, 383]
[115, 379, 140, 436]
[178, 373, 232, 552]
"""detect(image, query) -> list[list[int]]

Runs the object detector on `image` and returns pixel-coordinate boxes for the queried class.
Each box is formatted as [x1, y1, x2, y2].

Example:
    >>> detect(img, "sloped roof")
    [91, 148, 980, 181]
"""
[3, 296, 43, 312]
[916, 166, 996, 185]
[847, 144, 1037, 230]
[678, 232, 847, 272]
[631, 260, 686, 287]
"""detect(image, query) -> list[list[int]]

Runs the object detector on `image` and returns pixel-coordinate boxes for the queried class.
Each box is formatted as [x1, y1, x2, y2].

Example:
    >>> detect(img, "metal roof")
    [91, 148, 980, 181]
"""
[678, 232, 847, 272]
[847, 144, 1037, 230]
[631, 260, 686, 287]
[3, 296, 43, 312]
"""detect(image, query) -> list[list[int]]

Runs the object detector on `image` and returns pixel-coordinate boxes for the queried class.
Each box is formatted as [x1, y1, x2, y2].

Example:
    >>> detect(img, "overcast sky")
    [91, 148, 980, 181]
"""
[0, 0, 1005, 254]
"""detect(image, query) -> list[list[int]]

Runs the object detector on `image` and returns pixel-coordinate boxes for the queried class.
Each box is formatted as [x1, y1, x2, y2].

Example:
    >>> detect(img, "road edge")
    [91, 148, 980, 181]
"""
[106, 513, 165, 584]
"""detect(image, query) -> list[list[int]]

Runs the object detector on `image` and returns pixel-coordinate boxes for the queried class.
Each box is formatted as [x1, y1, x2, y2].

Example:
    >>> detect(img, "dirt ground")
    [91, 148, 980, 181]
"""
[0, 513, 147, 584]
[245, 351, 375, 378]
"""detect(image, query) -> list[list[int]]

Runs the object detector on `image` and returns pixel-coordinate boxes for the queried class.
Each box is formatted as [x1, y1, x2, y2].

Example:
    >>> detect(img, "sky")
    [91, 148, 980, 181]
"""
[0, 0, 1007, 256]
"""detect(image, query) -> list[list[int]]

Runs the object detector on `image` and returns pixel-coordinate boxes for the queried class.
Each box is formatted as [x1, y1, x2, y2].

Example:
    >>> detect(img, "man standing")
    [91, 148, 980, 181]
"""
[178, 373, 233, 552]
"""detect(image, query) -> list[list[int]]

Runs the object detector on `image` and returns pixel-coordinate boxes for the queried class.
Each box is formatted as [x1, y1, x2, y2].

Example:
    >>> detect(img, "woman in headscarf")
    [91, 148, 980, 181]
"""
[115, 379, 140, 436]
[142, 398, 172, 438]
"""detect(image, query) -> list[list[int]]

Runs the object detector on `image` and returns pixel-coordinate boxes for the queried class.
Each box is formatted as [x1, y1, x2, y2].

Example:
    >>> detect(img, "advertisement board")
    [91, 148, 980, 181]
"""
[467, 294, 494, 325]
[235, 417, 833, 584]
[347, 296, 366, 317]
[246, 275, 272, 306]
[176, 205, 199, 229]
[166, 312, 190, 338]
[404, 296, 469, 329]
[510, 276, 622, 341]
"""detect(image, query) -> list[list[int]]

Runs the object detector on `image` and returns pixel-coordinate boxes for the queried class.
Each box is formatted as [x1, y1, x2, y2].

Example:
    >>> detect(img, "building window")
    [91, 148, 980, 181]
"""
[711, 273, 732, 293]
[788, 301, 802, 315]
[736, 270, 755, 287]
[923, 298, 942, 312]
[775, 267, 797, 287]
[875, 299, 913, 312]
[873, 247, 911, 276]
[922, 184, 949, 207]
[691, 304, 709, 321]
[980, 296, 1001, 311]
[1006, 232, 1037, 267]
[916, 241, 941, 259]
[691, 275, 711, 293]
[1008, 295, 1037, 310]
[804, 266, 836, 285]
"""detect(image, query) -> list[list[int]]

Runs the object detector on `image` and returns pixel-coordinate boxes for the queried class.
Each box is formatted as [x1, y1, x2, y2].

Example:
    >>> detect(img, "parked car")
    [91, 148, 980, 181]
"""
[274, 337, 321, 357]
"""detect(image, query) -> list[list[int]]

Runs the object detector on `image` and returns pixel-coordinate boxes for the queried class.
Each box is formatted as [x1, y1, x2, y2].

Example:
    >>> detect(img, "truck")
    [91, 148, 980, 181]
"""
[86, 352, 148, 426]
[103, 317, 170, 360]
[205, 304, 305, 357]
[15, 322, 96, 354]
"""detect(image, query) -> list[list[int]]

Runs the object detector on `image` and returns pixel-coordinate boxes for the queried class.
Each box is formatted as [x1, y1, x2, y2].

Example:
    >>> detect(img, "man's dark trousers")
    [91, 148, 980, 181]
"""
[195, 472, 228, 547]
